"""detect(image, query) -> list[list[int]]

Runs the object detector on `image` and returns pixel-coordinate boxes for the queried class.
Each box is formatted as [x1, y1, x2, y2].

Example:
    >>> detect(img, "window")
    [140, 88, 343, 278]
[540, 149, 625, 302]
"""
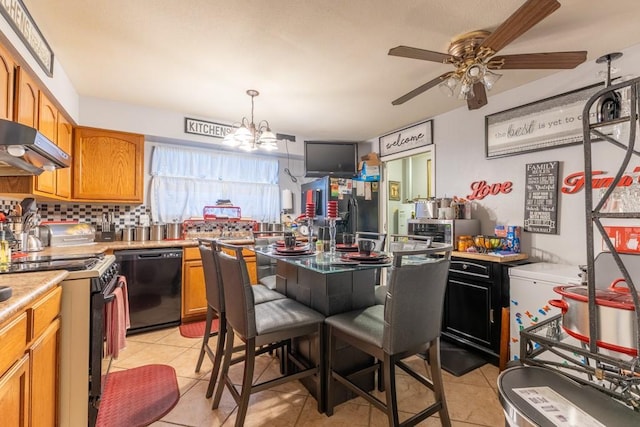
[149, 145, 280, 222]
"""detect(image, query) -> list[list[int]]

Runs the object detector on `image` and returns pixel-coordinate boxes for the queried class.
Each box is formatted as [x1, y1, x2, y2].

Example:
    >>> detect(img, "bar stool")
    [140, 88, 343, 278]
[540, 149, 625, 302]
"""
[194, 240, 285, 400]
[212, 242, 325, 426]
[253, 231, 284, 289]
[374, 234, 433, 305]
[325, 248, 452, 426]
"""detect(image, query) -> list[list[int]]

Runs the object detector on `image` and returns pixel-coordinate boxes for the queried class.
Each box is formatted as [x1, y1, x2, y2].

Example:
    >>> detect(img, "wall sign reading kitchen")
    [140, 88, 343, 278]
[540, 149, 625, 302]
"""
[184, 117, 233, 139]
[524, 161, 559, 234]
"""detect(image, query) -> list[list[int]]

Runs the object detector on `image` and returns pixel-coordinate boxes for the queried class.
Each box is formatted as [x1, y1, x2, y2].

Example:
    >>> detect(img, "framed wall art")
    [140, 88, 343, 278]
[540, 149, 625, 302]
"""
[388, 181, 401, 201]
[485, 83, 604, 159]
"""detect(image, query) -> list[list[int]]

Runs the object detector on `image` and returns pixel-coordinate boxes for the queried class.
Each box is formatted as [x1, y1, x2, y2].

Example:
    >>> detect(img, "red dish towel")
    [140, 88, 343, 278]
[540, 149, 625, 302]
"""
[105, 276, 131, 359]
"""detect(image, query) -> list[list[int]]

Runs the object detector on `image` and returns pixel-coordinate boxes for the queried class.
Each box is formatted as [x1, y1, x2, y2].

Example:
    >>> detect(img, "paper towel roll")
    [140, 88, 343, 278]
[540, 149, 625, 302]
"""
[282, 189, 293, 210]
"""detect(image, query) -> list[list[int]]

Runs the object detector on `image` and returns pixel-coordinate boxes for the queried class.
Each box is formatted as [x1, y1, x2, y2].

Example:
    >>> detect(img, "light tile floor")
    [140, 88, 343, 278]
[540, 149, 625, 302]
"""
[111, 327, 505, 426]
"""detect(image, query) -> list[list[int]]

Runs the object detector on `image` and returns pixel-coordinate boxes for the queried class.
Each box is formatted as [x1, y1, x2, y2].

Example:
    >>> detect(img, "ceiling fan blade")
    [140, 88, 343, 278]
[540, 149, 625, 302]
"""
[388, 46, 455, 64]
[480, 0, 560, 54]
[391, 73, 449, 105]
[491, 51, 587, 69]
[467, 83, 488, 110]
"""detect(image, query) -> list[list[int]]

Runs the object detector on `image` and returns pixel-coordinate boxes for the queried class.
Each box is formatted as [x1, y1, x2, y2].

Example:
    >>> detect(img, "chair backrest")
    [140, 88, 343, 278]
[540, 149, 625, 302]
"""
[215, 243, 257, 340]
[383, 250, 451, 354]
[253, 231, 285, 247]
[355, 232, 387, 251]
[198, 239, 224, 313]
[388, 234, 432, 253]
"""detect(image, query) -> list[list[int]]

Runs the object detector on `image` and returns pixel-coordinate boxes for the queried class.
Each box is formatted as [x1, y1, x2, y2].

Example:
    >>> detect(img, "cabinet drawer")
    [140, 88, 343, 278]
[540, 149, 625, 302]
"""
[30, 287, 62, 341]
[0, 312, 28, 375]
[184, 246, 201, 261]
[449, 259, 492, 280]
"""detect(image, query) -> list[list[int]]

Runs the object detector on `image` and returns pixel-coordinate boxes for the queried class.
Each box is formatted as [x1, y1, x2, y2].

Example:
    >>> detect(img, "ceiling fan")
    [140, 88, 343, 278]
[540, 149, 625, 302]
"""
[389, 0, 587, 110]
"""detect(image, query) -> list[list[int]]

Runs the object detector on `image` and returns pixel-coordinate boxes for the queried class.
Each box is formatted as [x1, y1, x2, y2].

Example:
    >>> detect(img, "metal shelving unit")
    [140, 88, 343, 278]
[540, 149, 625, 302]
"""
[521, 75, 640, 410]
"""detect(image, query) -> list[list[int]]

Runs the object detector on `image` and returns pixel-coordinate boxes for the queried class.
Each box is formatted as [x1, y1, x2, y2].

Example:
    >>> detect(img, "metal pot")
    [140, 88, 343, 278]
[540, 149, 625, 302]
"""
[416, 199, 439, 219]
[549, 280, 638, 356]
[122, 226, 134, 242]
[166, 221, 183, 240]
[255, 222, 270, 232]
[150, 223, 165, 241]
[270, 223, 283, 232]
[134, 225, 149, 242]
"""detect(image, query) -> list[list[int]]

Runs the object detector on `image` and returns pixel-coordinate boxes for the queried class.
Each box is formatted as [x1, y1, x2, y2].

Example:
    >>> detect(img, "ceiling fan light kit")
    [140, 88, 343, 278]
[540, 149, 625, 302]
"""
[388, 0, 587, 110]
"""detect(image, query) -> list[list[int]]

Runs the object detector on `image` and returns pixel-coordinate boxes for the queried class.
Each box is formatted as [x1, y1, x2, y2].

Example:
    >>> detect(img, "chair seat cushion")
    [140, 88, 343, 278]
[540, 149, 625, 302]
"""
[325, 305, 384, 348]
[374, 285, 387, 305]
[255, 298, 325, 336]
[252, 284, 286, 304]
[258, 275, 277, 290]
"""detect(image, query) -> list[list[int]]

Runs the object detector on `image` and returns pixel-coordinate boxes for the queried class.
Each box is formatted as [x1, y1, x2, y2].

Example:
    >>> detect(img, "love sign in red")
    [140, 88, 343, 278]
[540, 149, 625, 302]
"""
[467, 180, 513, 200]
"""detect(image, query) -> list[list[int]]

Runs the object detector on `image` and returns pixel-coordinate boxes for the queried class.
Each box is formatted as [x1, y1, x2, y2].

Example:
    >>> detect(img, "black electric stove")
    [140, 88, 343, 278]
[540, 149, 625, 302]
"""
[1, 253, 104, 274]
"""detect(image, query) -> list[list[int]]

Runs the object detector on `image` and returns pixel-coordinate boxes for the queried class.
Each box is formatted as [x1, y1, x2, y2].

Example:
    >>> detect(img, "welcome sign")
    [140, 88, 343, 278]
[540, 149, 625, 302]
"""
[379, 119, 433, 157]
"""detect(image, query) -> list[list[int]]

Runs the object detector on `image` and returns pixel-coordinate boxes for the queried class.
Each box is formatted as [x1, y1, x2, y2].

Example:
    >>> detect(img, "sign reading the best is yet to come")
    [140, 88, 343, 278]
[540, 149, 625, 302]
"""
[184, 118, 233, 139]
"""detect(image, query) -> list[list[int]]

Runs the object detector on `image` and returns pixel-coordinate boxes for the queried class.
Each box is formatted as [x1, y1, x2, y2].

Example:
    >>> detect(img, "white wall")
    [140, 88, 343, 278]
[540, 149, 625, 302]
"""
[432, 44, 640, 265]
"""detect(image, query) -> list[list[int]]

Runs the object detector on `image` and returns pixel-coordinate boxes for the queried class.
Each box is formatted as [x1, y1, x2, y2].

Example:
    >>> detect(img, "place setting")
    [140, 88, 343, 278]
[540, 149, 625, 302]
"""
[273, 234, 314, 256]
[335, 239, 391, 265]
[336, 233, 358, 252]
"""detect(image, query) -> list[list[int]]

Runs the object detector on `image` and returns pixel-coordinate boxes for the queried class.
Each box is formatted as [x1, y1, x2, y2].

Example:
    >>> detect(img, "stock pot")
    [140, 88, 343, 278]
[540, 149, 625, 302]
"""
[166, 221, 183, 240]
[549, 279, 639, 356]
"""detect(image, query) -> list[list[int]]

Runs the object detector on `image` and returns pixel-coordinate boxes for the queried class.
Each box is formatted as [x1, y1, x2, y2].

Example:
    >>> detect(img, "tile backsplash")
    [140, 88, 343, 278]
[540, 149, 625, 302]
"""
[1, 200, 151, 230]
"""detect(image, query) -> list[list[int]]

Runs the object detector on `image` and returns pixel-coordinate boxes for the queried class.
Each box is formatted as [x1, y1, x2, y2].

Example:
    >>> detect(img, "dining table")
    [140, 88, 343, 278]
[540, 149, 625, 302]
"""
[251, 244, 393, 411]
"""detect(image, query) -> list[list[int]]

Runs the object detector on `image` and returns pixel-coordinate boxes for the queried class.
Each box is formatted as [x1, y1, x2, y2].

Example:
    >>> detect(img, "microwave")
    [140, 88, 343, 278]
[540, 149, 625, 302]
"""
[408, 219, 480, 244]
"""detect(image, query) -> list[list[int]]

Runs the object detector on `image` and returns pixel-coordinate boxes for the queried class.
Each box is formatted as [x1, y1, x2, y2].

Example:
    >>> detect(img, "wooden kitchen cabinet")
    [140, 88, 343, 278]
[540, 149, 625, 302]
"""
[35, 92, 58, 195]
[56, 113, 73, 199]
[442, 257, 526, 363]
[73, 127, 144, 202]
[182, 247, 207, 321]
[14, 66, 38, 127]
[0, 285, 61, 427]
[0, 42, 15, 120]
[181, 245, 257, 322]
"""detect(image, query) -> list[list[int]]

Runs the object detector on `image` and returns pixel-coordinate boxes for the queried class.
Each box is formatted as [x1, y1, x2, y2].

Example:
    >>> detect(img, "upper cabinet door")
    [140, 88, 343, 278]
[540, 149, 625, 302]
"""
[56, 113, 73, 199]
[0, 43, 15, 120]
[35, 93, 58, 195]
[15, 67, 38, 127]
[73, 127, 144, 203]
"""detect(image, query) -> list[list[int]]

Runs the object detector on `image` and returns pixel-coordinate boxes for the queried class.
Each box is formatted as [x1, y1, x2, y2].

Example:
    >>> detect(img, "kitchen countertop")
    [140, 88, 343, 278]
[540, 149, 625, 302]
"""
[0, 270, 68, 325]
[451, 251, 529, 263]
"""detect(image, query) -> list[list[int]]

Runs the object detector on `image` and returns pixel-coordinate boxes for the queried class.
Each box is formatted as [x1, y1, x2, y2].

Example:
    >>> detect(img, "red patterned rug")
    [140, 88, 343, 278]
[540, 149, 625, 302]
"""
[96, 364, 179, 427]
[179, 319, 219, 338]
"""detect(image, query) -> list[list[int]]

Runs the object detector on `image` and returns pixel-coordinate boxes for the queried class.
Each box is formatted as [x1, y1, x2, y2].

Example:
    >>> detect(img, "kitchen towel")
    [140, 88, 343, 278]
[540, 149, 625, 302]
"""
[105, 276, 131, 359]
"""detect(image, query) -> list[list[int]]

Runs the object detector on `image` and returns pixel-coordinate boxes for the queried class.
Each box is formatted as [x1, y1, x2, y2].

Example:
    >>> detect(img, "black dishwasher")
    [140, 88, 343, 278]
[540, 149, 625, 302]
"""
[115, 248, 183, 334]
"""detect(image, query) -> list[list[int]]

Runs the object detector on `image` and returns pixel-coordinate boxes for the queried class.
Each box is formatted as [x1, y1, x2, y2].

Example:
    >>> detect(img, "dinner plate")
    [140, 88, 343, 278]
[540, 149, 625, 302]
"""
[275, 247, 309, 254]
[274, 240, 305, 247]
[276, 250, 315, 257]
[343, 252, 385, 261]
[356, 257, 391, 264]
[336, 244, 358, 252]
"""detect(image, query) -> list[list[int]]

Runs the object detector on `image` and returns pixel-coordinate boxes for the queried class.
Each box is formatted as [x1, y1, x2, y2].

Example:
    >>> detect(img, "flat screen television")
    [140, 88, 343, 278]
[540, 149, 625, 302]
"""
[304, 141, 358, 177]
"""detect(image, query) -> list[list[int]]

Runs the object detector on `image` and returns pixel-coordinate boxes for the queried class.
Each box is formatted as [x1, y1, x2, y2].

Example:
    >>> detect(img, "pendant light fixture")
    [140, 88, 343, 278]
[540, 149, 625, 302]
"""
[223, 89, 278, 151]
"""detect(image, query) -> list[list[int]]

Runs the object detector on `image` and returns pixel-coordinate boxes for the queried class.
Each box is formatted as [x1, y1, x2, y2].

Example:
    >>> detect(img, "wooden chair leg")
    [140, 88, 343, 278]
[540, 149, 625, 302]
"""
[235, 338, 256, 427]
[429, 339, 451, 427]
[195, 307, 214, 372]
[206, 316, 227, 398]
[383, 353, 400, 426]
[212, 328, 235, 409]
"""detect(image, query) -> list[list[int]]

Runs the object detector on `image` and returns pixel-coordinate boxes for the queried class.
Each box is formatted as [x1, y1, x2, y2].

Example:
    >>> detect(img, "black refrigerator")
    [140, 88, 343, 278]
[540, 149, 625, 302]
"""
[300, 176, 379, 236]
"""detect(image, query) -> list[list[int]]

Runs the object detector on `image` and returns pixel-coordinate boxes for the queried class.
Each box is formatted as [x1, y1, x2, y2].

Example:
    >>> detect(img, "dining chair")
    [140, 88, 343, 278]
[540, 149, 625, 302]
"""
[325, 247, 453, 426]
[194, 239, 285, 401]
[355, 231, 387, 251]
[212, 242, 325, 426]
[374, 234, 434, 305]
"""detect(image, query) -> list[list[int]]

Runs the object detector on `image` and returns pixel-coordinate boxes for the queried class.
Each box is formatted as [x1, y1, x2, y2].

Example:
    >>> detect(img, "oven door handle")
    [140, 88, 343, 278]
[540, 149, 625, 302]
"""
[103, 276, 124, 304]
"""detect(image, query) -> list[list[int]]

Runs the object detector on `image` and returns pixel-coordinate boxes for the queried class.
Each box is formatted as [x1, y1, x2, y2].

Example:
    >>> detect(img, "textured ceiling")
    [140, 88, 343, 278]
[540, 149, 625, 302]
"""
[21, 0, 640, 141]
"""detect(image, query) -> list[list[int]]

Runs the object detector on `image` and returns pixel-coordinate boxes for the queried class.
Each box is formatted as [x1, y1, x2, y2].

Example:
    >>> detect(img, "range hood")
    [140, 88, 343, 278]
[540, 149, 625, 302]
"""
[0, 118, 71, 176]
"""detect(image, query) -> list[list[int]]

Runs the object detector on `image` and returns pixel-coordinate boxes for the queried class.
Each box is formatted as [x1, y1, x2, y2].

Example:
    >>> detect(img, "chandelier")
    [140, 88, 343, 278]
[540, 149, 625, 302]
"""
[223, 89, 278, 151]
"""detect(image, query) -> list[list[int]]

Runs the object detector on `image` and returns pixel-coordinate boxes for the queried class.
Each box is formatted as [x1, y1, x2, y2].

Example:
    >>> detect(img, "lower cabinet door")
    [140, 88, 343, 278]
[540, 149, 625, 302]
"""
[182, 260, 207, 320]
[0, 354, 30, 427]
[30, 318, 60, 427]
[444, 277, 493, 349]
